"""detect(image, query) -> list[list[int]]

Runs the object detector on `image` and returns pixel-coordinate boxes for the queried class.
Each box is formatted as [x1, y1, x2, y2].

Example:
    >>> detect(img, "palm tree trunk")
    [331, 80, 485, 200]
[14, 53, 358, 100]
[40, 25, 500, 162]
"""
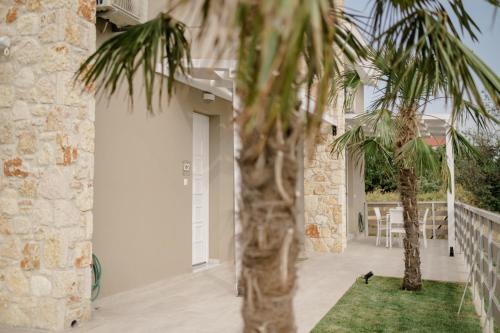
[396, 107, 422, 291]
[238, 122, 300, 333]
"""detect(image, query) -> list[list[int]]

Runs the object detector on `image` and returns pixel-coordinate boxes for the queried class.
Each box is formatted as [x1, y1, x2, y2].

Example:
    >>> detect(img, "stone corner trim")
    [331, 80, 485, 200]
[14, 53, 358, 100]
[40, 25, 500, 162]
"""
[0, 0, 95, 331]
[304, 122, 347, 254]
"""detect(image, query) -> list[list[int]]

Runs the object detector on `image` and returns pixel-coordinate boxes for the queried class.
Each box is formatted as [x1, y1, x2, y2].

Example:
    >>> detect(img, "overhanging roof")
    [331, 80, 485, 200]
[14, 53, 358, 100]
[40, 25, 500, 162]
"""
[346, 24, 377, 87]
[155, 59, 235, 101]
[156, 59, 338, 125]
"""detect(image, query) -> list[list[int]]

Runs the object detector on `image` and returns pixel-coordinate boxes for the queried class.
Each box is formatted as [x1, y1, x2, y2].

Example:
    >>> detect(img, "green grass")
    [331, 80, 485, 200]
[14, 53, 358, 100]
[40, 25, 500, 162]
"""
[311, 276, 481, 333]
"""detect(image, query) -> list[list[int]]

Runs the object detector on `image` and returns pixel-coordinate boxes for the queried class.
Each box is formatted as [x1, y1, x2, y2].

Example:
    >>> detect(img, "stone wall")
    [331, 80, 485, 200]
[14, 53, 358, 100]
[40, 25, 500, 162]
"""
[0, 0, 95, 330]
[304, 112, 347, 253]
[302, 0, 347, 252]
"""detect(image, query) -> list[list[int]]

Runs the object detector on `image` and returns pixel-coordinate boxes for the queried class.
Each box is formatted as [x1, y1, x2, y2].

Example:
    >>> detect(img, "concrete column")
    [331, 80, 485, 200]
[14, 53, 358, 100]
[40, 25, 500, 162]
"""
[446, 129, 456, 256]
[0, 0, 95, 330]
[232, 84, 242, 295]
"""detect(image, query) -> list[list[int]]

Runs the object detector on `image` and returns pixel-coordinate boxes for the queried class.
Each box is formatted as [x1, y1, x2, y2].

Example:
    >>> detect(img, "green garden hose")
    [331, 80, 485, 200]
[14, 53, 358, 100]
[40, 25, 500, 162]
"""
[91, 254, 102, 301]
[358, 212, 365, 233]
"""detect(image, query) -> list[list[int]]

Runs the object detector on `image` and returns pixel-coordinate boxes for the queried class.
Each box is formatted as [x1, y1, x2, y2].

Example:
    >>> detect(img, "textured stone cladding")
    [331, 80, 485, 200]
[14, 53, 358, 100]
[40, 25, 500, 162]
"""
[304, 110, 347, 253]
[0, 0, 95, 330]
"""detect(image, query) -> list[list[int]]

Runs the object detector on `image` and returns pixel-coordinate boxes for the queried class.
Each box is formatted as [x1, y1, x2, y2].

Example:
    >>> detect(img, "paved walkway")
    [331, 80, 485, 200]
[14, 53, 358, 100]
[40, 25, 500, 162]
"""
[3, 239, 466, 333]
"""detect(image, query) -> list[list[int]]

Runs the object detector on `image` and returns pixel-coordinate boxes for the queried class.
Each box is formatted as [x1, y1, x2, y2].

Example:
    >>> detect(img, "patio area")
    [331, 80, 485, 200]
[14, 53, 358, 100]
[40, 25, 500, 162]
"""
[4, 239, 466, 333]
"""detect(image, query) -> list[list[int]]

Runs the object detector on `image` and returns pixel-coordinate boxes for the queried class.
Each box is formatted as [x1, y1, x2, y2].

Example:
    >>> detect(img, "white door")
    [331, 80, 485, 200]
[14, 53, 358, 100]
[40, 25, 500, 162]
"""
[192, 113, 209, 265]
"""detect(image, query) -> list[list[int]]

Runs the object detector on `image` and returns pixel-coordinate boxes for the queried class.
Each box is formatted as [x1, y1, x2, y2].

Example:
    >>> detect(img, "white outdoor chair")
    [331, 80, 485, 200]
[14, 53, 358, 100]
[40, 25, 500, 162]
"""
[420, 208, 429, 248]
[374, 207, 389, 247]
[388, 207, 405, 248]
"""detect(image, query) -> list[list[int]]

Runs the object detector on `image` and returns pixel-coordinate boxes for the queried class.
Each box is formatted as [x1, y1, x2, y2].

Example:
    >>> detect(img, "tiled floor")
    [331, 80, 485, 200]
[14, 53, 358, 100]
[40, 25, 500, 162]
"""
[4, 238, 466, 333]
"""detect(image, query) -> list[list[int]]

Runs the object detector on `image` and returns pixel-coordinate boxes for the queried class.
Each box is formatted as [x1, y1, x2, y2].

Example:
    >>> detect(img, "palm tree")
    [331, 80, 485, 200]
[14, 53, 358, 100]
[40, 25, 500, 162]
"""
[332, 46, 499, 291]
[77, 0, 500, 330]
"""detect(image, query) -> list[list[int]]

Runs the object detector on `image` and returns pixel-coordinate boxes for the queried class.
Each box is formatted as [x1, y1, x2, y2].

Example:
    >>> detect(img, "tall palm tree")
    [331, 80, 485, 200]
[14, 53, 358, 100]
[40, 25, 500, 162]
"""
[332, 46, 499, 291]
[77, 0, 500, 330]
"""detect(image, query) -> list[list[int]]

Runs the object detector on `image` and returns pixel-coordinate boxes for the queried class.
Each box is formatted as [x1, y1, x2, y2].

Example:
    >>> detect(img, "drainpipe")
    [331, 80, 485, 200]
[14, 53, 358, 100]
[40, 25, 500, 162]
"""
[232, 82, 244, 295]
[446, 129, 455, 257]
[296, 137, 307, 259]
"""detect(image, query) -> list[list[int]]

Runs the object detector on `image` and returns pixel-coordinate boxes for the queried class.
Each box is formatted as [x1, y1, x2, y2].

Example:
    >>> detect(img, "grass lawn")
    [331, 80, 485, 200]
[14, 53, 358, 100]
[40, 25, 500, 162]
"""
[311, 276, 481, 333]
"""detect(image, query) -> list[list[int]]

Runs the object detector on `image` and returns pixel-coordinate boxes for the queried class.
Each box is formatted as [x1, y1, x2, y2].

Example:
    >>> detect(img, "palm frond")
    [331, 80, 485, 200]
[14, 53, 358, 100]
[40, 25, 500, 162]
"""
[395, 137, 440, 177]
[369, 0, 500, 126]
[331, 124, 393, 174]
[361, 138, 394, 175]
[334, 69, 361, 112]
[354, 108, 396, 148]
[434, 145, 451, 192]
[331, 125, 365, 160]
[75, 13, 191, 112]
[448, 126, 480, 160]
[235, 0, 367, 141]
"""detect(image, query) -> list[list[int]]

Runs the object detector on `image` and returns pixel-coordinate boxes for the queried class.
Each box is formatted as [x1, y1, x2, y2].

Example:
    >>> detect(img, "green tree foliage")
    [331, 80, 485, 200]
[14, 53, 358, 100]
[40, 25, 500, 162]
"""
[365, 147, 443, 194]
[332, 41, 499, 290]
[365, 148, 397, 193]
[456, 132, 500, 212]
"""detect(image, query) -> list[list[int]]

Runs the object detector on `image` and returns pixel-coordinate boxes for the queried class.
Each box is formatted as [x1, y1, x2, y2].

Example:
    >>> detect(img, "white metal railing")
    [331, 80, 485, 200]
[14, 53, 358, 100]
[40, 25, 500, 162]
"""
[112, 0, 141, 20]
[96, 0, 147, 23]
[455, 202, 500, 333]
[365, 201, 448, 239]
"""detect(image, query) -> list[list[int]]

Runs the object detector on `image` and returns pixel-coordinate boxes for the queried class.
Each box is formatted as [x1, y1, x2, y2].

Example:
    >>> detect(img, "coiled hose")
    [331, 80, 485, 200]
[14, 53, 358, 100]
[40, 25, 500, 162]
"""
[91, 254, 102, 301]
[358, 212, 365, 233]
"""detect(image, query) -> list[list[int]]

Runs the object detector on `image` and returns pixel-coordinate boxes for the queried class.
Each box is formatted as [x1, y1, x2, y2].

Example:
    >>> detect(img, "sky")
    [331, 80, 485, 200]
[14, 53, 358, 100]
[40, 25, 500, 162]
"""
[345, 0, 500, 115]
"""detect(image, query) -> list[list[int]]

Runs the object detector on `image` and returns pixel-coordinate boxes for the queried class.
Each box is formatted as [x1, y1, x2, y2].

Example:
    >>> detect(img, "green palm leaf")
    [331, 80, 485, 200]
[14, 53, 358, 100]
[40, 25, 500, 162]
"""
[75, 13, 191, 112]
[369, 0, 500, 123]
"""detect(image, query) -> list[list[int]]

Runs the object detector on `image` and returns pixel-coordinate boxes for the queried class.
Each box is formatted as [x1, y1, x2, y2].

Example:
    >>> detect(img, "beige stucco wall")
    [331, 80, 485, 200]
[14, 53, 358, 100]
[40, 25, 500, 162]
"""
[208, 115, 235, 262]
[347, 151, 365, 238]
[165, 0, 237, 61]
[94, 81, 234, 296]
[347, 85, 366, 239]
[94, 25, 234, 296]
[148, 0, 168, 19]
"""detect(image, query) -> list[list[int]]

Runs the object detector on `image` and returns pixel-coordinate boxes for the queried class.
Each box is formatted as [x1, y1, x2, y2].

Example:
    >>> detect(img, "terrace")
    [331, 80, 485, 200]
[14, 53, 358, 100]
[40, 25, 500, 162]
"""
[7, 235, 470, 333]
[5, 201, 498, 333]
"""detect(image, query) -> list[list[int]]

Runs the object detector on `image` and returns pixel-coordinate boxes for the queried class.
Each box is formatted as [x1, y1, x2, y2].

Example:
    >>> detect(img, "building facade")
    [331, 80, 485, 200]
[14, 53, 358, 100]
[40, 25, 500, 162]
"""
[0, 0, 366, 330]
[0, 0, 96, 330]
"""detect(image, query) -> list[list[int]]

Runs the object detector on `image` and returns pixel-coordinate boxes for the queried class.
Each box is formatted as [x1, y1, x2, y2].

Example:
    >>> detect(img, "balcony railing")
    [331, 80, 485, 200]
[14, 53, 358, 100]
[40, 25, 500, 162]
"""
[455, 202, 500, 333]
[365, 200, 500, 331]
